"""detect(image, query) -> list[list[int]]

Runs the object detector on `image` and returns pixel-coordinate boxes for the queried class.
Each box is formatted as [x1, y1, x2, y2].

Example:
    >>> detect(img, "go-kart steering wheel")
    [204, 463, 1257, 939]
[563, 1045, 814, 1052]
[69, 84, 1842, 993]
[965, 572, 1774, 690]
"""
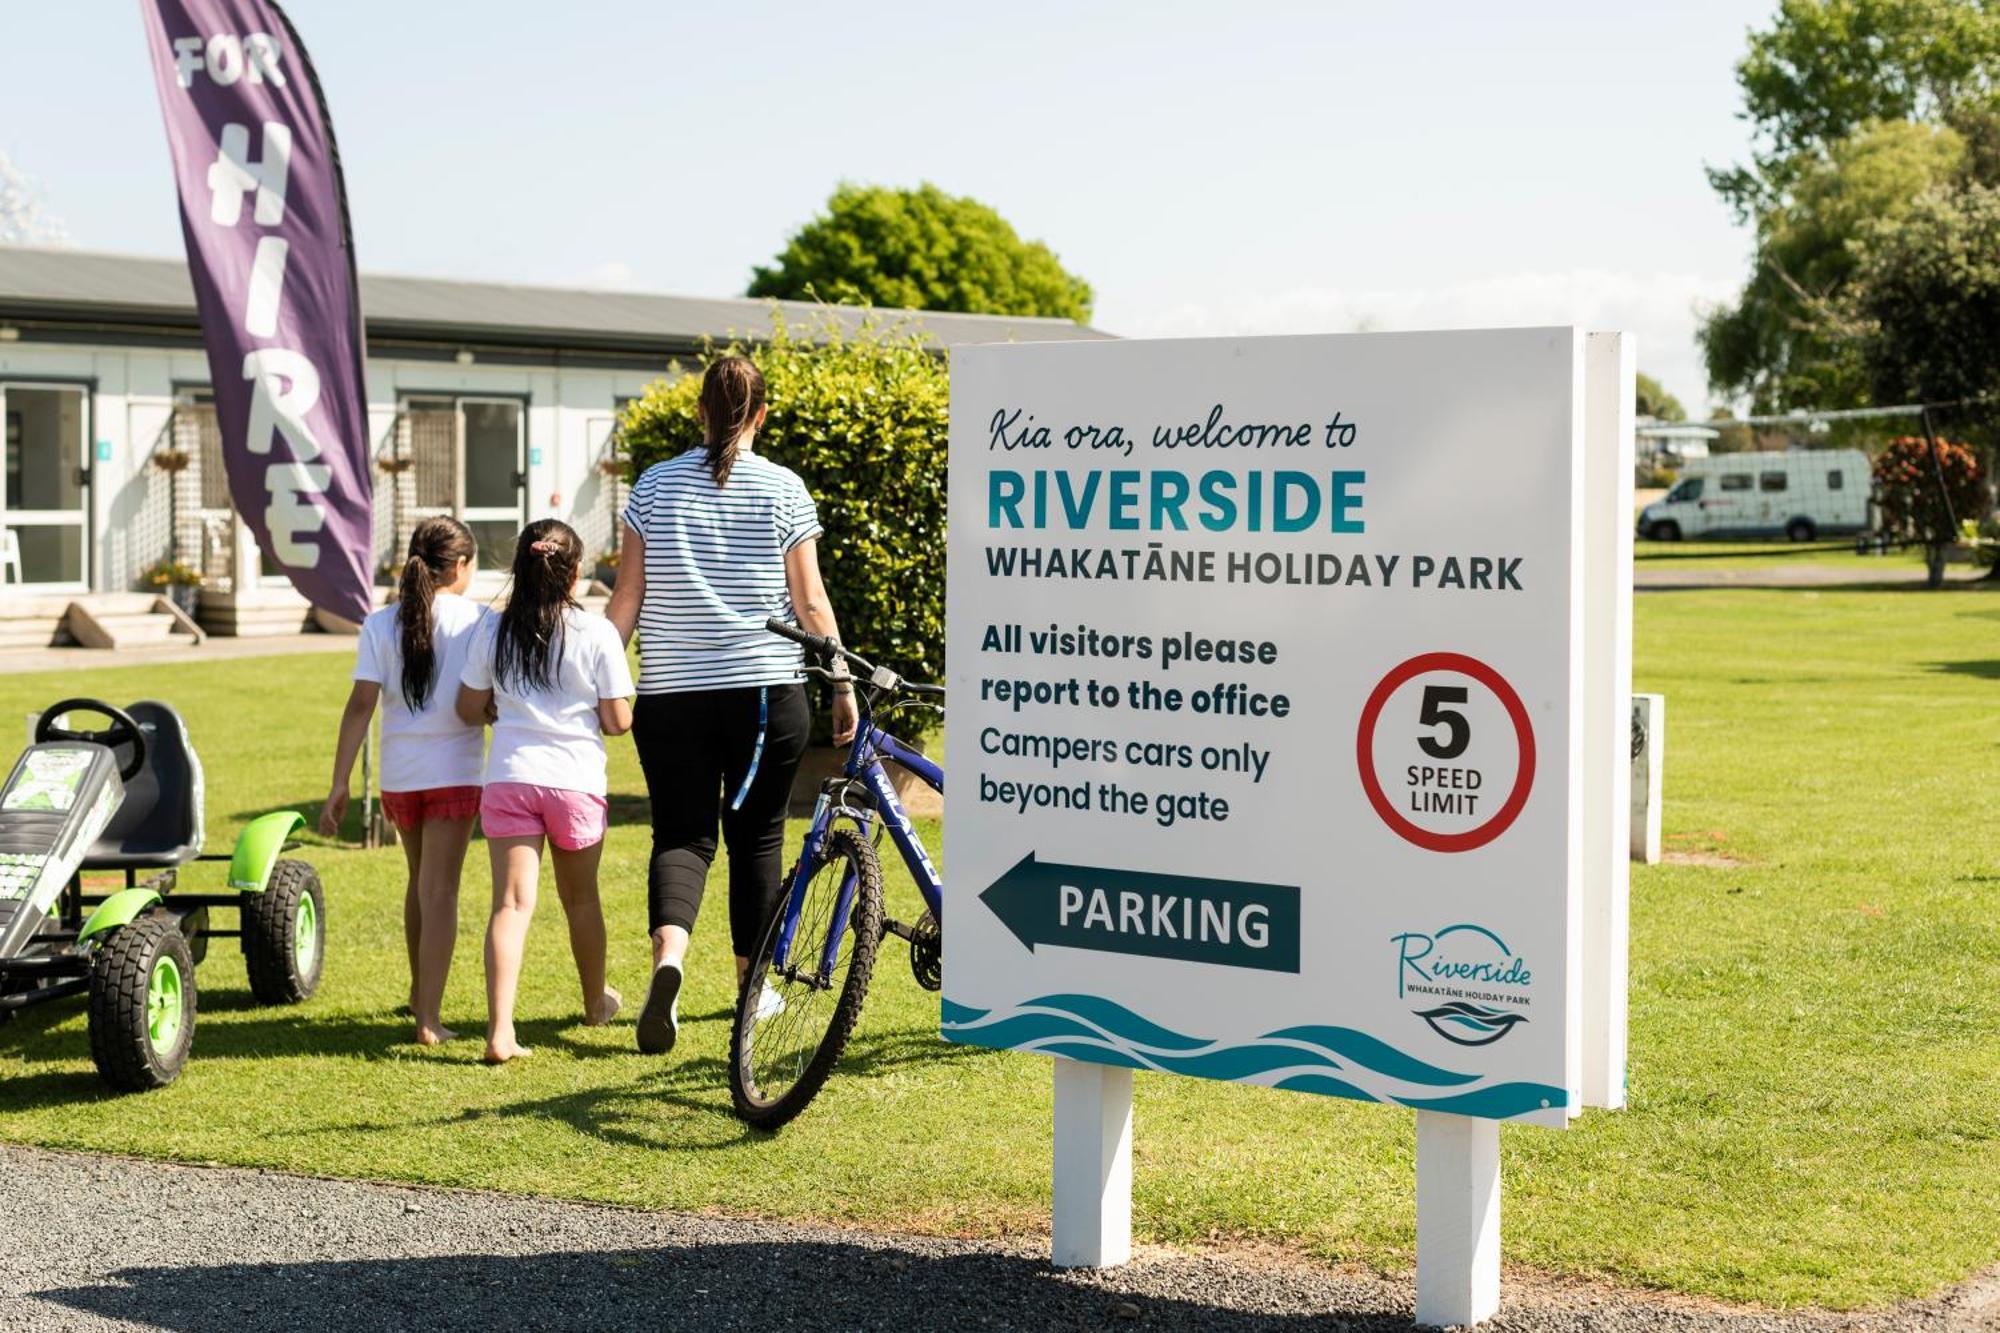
[35, 698, 147, 782]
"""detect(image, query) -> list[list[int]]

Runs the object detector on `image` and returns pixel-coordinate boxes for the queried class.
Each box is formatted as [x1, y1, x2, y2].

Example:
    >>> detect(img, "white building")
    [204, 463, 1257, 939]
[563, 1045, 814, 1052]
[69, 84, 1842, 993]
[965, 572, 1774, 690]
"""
[0, 245, 1106, 642]
[1635, 419, 1717, 467]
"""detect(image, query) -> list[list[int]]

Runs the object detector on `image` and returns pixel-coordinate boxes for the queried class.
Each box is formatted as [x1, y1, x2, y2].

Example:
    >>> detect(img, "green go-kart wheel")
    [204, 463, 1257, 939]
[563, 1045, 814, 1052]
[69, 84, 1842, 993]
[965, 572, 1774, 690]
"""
[244, 859, 325, 1005]
[88, 913, 197, 1092]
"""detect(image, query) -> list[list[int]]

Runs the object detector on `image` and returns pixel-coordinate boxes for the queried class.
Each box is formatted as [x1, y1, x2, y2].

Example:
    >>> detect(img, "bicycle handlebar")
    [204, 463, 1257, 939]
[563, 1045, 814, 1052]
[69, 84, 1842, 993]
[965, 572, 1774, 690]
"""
[764, 619, 944, 696]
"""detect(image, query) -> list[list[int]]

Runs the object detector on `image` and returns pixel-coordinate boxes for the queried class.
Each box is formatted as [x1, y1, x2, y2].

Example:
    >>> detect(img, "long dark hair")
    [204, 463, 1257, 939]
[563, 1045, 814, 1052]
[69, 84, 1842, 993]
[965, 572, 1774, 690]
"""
[397, 516, 475, 710]
[698, 355, 765, 486]
[494, 518, 584, 692]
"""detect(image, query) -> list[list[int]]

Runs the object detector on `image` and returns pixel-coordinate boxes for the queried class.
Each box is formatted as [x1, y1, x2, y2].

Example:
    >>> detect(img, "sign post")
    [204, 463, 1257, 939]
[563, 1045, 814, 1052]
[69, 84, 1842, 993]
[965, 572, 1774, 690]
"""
[944, 329, 1629, 1328]
[1051, 1059, 1133, 1269]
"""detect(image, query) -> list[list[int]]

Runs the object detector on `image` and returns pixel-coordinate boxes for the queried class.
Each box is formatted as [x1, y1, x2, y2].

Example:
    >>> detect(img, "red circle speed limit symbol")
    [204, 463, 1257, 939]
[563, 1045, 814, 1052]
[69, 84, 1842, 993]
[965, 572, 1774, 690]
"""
[1355, 652, 1536, 853]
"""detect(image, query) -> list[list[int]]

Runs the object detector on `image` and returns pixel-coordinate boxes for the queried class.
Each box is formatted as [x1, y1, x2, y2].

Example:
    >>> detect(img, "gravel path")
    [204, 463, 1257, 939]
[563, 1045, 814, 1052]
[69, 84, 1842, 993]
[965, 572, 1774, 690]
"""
[0, 1146, 1993, 1332]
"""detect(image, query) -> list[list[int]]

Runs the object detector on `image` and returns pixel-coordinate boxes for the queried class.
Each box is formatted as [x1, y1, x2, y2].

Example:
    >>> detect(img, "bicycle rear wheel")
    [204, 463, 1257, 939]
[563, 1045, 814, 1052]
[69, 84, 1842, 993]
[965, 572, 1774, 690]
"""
[729, 826, 884, 1129]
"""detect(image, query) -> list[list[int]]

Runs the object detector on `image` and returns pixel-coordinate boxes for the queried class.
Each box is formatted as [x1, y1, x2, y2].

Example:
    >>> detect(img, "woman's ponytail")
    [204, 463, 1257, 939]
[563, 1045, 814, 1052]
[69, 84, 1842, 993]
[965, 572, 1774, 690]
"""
[698, 355, 766, 487]
[397, 516, 477, 710]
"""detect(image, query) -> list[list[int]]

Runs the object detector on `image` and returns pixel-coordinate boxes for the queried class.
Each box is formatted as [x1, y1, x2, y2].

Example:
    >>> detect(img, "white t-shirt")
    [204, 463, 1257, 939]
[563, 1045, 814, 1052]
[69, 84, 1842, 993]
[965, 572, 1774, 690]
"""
[353, 592, 491, 792]
[460, 608, 635, 797]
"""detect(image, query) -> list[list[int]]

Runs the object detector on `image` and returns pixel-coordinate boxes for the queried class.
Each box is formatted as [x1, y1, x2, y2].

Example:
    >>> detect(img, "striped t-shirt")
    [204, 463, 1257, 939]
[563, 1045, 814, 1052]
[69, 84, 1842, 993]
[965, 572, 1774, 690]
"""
[623, 450, 824, 694]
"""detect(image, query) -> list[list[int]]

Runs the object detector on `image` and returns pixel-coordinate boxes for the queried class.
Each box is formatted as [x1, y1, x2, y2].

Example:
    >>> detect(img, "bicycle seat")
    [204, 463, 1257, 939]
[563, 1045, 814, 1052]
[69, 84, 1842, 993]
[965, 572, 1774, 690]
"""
[80, 700, 205, 869]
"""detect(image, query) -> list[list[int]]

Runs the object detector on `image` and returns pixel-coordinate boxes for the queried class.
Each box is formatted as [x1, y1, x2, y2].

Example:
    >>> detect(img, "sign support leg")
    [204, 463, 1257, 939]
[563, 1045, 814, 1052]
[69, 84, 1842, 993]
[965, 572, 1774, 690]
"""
[1415, 1111, 1501, 1328]
[1051, 1058, 1132, 1269]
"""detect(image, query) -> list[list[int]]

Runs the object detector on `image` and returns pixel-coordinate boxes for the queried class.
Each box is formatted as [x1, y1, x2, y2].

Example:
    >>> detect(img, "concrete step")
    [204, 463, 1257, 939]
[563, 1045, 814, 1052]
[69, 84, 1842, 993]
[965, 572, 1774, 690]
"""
[81, 592, 162, 617]
[87, 614, 177, 645]
[0, 626, 63, 651]
[62, 595, 203, 651]
[0, 594, 79, 620]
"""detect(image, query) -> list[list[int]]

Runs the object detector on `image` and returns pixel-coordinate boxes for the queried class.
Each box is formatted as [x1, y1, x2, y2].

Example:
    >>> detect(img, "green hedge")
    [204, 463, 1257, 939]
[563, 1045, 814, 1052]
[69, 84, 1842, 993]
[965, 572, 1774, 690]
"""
[618, 312, 948, 740]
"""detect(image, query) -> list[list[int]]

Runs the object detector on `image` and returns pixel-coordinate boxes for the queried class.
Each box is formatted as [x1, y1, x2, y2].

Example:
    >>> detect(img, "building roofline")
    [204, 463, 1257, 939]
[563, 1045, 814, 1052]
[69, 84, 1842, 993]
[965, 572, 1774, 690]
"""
[0, 244, 1114, 355]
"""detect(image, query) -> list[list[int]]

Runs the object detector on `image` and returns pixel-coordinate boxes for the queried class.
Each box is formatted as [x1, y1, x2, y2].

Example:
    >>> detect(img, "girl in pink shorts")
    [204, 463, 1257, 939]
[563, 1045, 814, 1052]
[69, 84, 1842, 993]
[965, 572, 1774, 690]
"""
[324, 516, 488, 1046]
[457, 520, 634, 1064]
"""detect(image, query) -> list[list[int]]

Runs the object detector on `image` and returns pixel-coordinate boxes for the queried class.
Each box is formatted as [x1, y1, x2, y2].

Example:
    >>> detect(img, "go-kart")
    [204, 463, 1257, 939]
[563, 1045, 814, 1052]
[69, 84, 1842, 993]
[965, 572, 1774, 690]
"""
[0, 699, 324, 1091]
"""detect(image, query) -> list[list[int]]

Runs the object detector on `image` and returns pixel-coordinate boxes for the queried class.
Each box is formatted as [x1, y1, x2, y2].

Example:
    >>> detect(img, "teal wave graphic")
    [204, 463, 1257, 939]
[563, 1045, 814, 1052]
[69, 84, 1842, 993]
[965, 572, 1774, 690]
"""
[1261, 1025, 1480, 1087]
[942, 992, 1568, 1121]
[1026, 993, 1214, 1051]
[941, 998, 990, 1026]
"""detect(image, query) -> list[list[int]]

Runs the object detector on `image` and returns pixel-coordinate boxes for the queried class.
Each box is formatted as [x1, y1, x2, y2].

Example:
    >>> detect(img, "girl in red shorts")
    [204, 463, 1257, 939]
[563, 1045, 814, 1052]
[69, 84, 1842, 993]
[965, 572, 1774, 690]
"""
[324, 517, 489, 1046]
[456, 520, 634, 1063]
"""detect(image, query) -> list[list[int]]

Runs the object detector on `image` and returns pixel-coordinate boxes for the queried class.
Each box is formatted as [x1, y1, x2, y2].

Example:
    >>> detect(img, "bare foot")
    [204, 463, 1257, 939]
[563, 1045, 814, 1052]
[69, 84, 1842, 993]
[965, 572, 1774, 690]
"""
[488, 1024, 536, 1056]
[415, 1023, 459, 1046]
[586, 986, 623, 1027]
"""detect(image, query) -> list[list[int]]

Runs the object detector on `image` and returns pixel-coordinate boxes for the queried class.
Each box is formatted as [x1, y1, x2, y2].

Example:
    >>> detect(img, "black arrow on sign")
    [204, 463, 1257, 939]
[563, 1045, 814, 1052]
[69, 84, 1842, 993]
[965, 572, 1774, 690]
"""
[978, 852, 1300, 974]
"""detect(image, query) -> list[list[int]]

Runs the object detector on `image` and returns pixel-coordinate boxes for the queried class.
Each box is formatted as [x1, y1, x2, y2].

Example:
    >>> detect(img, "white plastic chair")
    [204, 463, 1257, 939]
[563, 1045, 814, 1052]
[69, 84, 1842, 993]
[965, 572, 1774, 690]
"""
[0, 529, 21, 585]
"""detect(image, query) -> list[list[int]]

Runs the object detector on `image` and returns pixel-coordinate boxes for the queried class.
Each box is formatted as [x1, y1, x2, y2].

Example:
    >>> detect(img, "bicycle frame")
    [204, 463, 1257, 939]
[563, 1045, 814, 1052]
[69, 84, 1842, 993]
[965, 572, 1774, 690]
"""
[773, 719, 943, 981]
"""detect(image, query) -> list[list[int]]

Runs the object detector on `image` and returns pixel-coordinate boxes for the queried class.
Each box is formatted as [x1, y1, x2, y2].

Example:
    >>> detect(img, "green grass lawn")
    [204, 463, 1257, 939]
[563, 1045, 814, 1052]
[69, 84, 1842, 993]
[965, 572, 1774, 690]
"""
[1, 591, 1998, 1309]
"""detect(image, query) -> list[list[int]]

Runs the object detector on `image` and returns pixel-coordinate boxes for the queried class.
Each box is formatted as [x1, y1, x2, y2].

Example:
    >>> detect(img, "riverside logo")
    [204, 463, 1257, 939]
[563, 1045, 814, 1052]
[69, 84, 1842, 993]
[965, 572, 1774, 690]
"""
[1391, 923, 1532, 1047]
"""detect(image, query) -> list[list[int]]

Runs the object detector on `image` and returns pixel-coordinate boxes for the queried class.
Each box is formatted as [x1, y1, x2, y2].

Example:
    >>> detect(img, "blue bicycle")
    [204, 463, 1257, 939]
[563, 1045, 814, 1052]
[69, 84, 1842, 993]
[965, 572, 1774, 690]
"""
[728, 620, 945, 1129]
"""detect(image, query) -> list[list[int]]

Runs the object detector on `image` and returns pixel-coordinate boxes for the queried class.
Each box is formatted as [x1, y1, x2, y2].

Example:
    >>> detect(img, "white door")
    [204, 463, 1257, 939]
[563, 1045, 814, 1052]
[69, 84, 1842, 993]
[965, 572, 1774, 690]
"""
[0, 383, 90, 589]
[458, 398, 525, 572]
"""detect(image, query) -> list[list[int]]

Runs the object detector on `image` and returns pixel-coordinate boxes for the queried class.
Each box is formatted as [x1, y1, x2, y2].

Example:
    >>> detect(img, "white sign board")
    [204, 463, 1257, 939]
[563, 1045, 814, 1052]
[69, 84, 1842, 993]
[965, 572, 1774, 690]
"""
[944, 329, 1586, 1128]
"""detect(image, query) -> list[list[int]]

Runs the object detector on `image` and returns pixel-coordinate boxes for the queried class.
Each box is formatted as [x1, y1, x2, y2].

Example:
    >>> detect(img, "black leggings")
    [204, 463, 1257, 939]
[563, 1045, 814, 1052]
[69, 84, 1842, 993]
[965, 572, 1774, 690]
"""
[632, 685, 811, 959]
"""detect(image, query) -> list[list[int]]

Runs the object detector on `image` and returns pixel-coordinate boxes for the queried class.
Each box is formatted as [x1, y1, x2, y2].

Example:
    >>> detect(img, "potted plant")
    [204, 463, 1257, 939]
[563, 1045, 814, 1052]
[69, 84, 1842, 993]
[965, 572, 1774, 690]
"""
[144, 559, 203, 616]
[595, 546, 621, 589]
[151, 448, 192, 474]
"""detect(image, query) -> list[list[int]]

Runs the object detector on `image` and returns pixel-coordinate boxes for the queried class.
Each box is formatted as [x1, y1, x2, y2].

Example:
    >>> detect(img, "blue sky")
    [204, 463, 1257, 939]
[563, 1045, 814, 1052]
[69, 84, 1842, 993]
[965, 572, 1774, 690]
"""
[2, 1, 1776, 410]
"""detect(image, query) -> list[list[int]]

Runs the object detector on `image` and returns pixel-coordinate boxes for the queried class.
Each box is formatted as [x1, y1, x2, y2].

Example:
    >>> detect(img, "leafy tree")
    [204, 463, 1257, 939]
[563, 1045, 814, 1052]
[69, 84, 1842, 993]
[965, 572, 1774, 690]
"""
[1635, 372, 1687, 421]
[1711, 0, 2000, 217]
[1701, 118, 1963, 410]
[1871, 434, 1985, 583]
[1853, 181, 2000, 409]
[749, 183, 1093, 323]
[1706, 409, 1759, 453]
[618, 313, 948, 740]
[0, 151, 67, 245]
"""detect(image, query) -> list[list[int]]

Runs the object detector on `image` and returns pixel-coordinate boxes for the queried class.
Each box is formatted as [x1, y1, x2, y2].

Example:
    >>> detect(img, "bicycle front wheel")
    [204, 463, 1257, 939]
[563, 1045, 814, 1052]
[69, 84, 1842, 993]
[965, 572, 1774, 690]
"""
[729, 826, 884, 1129]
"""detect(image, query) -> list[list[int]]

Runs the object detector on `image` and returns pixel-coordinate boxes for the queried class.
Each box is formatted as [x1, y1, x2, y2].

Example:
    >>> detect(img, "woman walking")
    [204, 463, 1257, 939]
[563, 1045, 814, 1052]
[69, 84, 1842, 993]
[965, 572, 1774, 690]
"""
[607, 355, 855, 1056]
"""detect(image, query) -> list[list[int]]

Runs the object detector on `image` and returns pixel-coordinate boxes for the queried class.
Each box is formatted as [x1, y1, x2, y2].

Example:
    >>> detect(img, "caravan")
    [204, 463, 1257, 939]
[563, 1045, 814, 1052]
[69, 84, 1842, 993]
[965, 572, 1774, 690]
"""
[1638, 449, 1870, 542]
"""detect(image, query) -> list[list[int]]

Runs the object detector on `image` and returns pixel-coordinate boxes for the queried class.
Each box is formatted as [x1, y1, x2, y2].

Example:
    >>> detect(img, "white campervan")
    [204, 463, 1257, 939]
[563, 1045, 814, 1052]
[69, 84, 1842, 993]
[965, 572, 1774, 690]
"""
[1638, 449, 1870, 542]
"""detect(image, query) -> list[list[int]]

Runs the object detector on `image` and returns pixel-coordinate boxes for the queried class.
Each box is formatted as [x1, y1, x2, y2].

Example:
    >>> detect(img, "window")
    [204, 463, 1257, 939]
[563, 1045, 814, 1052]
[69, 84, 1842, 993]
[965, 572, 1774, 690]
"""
[1665, 478, 1704, 503]
[1828, 470, 1844, 490]
[1760, 471, 1788, 492]
[1719, 474, 1751, 492]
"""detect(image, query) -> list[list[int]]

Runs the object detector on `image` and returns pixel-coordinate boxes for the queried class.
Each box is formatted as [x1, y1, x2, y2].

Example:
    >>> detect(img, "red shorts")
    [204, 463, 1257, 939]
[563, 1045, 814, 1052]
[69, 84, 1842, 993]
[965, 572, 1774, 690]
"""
[380, 785, 482, 832]
[480, 782, 609, 851]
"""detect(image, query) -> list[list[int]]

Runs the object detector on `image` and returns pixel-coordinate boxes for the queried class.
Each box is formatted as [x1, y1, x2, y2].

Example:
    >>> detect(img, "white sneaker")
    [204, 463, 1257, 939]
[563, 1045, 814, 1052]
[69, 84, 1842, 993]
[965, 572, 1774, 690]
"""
[754, 981, 787, 1022]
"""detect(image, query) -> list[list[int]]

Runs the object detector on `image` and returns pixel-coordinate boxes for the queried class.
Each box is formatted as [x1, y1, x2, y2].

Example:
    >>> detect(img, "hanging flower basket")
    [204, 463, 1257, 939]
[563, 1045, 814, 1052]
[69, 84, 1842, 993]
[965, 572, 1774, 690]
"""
[151, 449, 192, 474]
[598, 457, 627, 478]
[378, 455, 415, 475]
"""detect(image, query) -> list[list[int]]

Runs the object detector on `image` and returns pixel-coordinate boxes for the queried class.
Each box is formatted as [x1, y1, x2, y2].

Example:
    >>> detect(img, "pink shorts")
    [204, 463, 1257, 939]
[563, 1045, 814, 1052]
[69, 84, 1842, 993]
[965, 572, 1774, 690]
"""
[480, 783, 608, 851]
[380, 785, 482, 833]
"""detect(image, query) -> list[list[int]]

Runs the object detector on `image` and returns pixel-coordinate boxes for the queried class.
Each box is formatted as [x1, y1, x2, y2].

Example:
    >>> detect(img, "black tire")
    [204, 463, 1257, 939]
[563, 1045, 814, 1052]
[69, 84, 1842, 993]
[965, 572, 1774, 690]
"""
[1786, 518, 1816, 543]
[243, 859, 326, 1005]
[729, 827, 883, 1130]
[88, 913, 196, 1092]
[1649, 520, 1682, 542]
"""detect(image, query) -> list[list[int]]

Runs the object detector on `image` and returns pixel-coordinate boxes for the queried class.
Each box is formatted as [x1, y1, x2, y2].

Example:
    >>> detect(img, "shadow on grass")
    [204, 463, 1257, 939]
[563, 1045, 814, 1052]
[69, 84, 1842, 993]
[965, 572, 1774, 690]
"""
[1635, 541, 1857, 561]
[1925, 659, 2000, 680]
[30, 1242, 1417, 1332]
[307, 1024, 990, 1156]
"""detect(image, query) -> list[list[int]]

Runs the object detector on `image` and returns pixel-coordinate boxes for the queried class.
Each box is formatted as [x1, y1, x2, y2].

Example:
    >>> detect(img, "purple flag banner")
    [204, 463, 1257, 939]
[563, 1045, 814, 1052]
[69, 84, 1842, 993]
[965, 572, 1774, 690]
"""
[138, 0, 374, 624]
